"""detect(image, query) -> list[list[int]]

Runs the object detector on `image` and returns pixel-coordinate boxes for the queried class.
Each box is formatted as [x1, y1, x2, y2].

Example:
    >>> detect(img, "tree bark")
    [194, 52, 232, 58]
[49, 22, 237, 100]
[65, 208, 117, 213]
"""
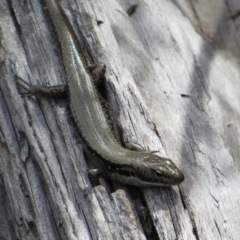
[0, 0, 240, 239]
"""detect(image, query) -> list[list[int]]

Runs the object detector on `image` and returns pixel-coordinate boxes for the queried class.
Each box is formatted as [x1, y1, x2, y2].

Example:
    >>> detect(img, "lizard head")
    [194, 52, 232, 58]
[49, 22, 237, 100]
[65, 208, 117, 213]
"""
[131, 153, 184, 186]
[89, 153, 184, 187]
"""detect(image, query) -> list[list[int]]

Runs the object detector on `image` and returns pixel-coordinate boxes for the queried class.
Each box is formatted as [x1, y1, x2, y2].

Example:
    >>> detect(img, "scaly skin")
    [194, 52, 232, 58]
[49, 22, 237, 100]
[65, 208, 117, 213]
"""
[44, 0, 184, 186]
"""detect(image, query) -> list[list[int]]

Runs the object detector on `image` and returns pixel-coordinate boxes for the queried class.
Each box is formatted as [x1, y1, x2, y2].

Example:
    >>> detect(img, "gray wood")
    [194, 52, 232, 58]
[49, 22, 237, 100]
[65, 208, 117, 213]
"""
[0, 0, 240, 239]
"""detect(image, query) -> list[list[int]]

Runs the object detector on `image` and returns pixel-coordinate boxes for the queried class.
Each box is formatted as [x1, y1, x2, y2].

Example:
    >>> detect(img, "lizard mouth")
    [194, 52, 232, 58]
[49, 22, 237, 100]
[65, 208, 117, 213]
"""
[153, 169, 184, 185]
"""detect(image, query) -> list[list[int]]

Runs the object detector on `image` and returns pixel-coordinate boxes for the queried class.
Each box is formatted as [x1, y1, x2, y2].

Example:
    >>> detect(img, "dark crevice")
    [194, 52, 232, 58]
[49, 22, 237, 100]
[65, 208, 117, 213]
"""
[35, 99, 70, 194]
[0, 176, 16, 239]
[44, 202, 62, 239]
[128, 85, 165, 148]
[178, 186, 187, 210]
[191, 218, 200, 240]
[20, 97, 48, 158]
[0, 78, 20, 150]
[22, 154, 61, 239]
[127, 85, 166, 150]
[214, 219, 221, 237]
[58, 190, 78, 239]
[37, 162, 62, 239]
[167, 209, 178, 240]
[167, 188, 183, 239]
[82, 209, 94, 240]
[50, 136, 69, 193]
[131, 188, 160, 240]
[7, 0, 22, 36]
[170, 186, 199, 240]
[152, 122, 162, 142]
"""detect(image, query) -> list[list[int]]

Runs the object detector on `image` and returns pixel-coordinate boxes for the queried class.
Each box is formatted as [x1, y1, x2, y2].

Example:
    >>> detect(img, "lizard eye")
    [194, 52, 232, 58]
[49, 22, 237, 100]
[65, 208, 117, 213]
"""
[154, 171, 163, 177]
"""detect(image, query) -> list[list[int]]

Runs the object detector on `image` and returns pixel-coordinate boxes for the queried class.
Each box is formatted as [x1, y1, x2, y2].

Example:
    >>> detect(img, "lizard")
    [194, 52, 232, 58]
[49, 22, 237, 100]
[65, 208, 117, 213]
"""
[17, 0, 184, 187]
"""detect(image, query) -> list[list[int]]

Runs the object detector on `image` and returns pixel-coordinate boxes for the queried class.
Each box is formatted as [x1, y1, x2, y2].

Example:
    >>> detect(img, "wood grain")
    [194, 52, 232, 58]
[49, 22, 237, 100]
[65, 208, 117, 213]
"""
[0, 0, 240, 239]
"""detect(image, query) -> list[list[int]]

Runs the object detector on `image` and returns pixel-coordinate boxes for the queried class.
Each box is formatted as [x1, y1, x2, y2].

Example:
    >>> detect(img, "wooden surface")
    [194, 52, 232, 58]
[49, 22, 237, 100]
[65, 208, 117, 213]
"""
[0, 0, 240, 239]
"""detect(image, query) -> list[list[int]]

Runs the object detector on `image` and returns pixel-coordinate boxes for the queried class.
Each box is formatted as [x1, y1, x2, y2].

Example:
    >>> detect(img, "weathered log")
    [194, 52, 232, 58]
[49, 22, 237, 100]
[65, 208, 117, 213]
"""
[0, 0, 240, 239]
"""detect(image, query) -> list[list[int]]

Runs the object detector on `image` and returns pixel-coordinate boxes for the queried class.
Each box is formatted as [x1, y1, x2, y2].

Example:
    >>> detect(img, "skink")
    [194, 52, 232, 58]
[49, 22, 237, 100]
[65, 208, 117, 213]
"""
[38, 0, 184, 186]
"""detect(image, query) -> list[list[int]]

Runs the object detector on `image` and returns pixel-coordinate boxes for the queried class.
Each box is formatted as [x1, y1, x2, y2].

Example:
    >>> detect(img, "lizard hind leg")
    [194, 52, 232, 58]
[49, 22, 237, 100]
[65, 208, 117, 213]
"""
[15, 75, 68, 97]
[88, 62, 106, 86]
